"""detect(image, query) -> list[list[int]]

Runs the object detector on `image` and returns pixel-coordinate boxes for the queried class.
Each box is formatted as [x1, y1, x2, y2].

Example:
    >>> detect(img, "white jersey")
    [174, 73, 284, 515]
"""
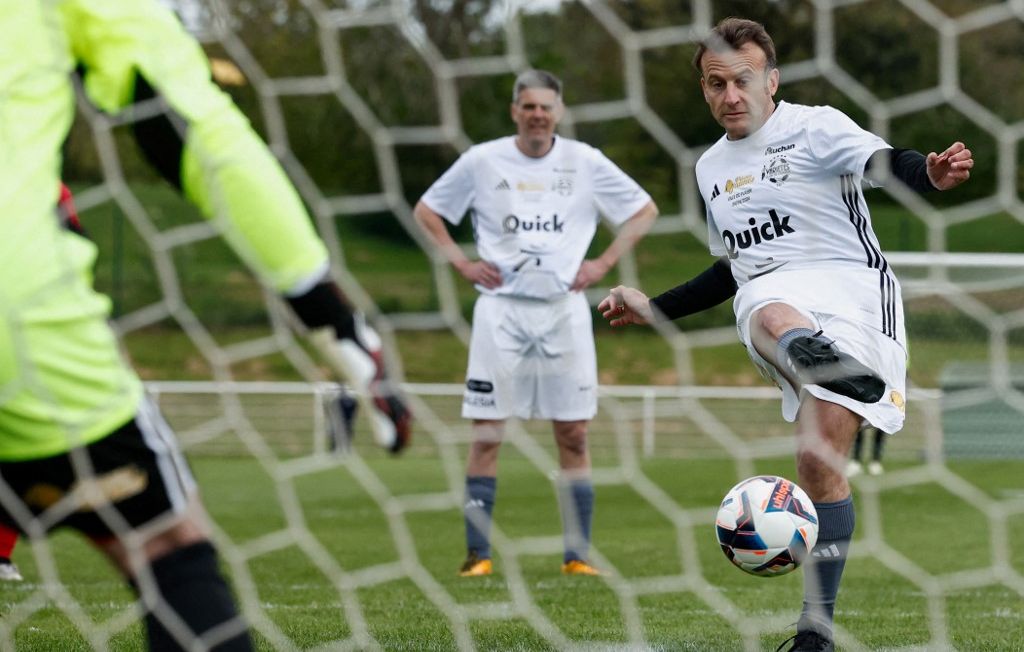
[697, 101, 901, 341]
[420, 135, 651, 300]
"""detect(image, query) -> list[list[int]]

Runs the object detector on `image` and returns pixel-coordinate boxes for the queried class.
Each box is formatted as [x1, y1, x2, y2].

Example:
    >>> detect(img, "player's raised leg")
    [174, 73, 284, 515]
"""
[752, 303, 885, 404]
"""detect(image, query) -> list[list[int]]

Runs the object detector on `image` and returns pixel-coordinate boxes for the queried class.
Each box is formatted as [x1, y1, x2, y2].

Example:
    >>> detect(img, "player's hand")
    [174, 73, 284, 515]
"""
[454, 259, 502, 289]
[598, 285, 654, 327]
[571, 259, 612, 292]
[927, 141, 973, 190]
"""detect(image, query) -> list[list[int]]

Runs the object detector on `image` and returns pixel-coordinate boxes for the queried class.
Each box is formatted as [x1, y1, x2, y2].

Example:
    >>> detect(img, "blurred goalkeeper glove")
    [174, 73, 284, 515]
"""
[310, 315, 411, 453]
[287, 282, 412, 453]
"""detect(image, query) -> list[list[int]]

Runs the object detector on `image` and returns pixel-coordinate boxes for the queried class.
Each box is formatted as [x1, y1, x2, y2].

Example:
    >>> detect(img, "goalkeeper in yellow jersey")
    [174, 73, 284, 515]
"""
[0, 1, 408, 649]
[69, 0, 411, 453]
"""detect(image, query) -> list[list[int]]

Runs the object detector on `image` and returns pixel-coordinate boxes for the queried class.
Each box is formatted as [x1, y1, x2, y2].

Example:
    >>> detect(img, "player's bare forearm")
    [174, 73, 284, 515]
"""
[413, 201, 465, 266]
[412, 201, 502, 289]
[571, 201, 657, 291]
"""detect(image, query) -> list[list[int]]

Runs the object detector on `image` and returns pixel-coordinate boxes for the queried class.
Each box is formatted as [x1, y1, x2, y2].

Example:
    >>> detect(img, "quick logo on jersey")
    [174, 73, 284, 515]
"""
[503, 213, 564, 234]
[721, 209, 794, 259]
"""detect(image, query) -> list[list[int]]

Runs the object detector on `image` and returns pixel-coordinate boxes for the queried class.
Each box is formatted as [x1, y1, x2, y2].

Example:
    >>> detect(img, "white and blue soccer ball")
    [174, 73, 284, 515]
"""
[715, 475, 819, 577]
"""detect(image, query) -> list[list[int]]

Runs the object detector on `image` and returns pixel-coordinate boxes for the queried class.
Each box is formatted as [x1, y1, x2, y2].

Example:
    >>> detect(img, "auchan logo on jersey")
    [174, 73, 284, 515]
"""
[503, 213, 565, 234]
[721, 209, 794, 259]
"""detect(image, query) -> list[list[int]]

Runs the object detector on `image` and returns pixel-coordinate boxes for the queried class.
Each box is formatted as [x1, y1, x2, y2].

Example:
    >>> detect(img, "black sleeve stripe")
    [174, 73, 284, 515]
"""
[131, 72, 188, 190]
[649, 258, 737, 321]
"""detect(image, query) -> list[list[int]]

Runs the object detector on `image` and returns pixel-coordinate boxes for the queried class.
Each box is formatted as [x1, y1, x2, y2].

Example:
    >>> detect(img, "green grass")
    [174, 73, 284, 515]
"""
[2, 453, 1023, 650]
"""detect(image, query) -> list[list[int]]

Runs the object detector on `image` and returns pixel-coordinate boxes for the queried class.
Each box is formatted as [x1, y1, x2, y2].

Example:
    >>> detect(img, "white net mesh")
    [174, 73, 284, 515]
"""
[7, 0, 1024, 650]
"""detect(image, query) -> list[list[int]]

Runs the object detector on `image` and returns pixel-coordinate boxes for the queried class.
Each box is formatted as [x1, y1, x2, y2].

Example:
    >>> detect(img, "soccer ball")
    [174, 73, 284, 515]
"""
[715, 475, 818, 577]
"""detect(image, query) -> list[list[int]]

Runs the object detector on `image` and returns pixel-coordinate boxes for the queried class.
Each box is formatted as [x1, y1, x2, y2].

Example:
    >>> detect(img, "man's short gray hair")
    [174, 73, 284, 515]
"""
[512, 70, 562, 103]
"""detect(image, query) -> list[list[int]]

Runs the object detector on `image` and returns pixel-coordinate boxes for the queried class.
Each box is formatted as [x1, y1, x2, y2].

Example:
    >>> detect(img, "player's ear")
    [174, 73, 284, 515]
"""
[552, 99, 565, 123]
[767, 68, 780, 96]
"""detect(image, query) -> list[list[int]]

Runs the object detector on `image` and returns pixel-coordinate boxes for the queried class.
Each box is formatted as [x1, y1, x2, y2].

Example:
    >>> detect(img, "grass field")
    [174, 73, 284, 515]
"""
[2, 392, 1023, 651]
[5, 182, 1021, 650]
[3, 454, 1023, 650]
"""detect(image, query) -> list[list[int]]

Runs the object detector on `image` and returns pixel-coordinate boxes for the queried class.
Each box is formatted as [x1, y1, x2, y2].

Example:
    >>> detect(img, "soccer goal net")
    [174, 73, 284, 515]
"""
[5, 1, 1024, 651]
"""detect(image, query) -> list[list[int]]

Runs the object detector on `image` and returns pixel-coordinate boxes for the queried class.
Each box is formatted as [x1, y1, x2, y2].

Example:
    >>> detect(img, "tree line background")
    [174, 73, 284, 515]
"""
[63, 0, 1023, 213]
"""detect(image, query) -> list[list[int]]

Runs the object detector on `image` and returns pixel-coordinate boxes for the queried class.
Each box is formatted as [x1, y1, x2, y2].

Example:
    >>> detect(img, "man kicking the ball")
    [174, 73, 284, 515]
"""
[600, 18, 972, 652]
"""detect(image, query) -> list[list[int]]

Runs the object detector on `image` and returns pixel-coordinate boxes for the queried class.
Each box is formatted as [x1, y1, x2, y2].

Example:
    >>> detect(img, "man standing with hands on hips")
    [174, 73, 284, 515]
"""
[415, 70, 657, 577]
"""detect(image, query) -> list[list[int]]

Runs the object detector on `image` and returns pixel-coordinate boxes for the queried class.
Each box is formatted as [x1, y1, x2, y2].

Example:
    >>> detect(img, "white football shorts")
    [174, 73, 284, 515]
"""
[735, 267, 908, 434]
[462, 293, 598, 421]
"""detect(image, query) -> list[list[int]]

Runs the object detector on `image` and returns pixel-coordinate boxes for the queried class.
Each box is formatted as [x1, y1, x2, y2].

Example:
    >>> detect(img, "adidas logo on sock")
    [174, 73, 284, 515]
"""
[464, 499, 485, 510]
[495, 179, 510, 190]
[812, 543, 842, 559]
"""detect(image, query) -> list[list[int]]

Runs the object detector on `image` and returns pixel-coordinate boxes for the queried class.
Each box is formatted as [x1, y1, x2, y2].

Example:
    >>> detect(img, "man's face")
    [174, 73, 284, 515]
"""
[700, 41, 779, 140]
[510, 87, 563, 155]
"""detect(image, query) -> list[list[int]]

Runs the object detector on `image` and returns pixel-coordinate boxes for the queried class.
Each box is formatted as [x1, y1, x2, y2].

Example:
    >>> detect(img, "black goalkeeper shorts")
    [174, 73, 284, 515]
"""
[0, 400, 196, 540]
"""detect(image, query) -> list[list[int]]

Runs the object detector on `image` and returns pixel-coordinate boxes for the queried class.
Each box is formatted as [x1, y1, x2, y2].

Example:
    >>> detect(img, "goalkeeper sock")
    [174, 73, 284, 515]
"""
[798, 496, 855, 638]
[464, 476, 497, 559]
[561, 479, 594, 563]
[0, 523, 17, 559]
[286, 281, 357, 342]
[142, 541, 251, 651]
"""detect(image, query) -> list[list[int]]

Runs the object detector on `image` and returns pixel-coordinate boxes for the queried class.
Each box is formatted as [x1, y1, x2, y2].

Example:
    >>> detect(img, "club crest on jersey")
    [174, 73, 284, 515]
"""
[762, 156, 791, 186]
[553, 177, 573, 196]
[721, 209, 794, 259]
[503, 213, 564, 234]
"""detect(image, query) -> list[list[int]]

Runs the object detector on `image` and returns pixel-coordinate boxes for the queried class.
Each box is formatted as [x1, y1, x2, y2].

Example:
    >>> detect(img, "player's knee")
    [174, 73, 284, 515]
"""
[554, 423, 588, 456]
[753, 302, 799, 336]
[470, 438, 502, 457]
[472, 420, 504, 443]
[141, 519, 210, 567]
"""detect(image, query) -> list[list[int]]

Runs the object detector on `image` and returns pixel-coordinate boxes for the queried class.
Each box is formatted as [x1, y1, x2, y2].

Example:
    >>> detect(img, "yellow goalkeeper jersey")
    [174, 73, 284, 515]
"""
[0, 0, 328, 460]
